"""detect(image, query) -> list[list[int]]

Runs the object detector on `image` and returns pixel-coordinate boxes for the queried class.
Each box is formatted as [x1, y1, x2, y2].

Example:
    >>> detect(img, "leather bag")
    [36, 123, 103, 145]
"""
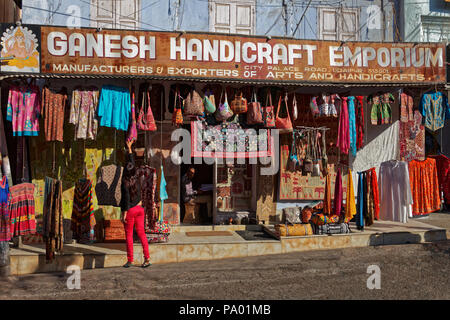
[275, 93, 293, 131]
[247, 91, 264, 125]
[230, 92, 248, 114]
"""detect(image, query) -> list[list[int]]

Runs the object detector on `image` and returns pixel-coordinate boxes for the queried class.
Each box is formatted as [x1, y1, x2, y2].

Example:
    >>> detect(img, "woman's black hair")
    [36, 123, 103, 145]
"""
[123, 162, 138, 202]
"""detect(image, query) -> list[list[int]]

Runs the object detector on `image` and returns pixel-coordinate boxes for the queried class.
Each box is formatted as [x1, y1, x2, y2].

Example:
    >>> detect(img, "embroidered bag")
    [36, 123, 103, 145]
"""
[215, 89, 234, 121]
[275, 93, 293, 131]
[230, 92, 248, 114]
[203, 89, 216, 114]
[137, 90, 157, 131]
[263, 92, 276, 128]
[247, 90, 264, 125]
[184, 88, 204, 116]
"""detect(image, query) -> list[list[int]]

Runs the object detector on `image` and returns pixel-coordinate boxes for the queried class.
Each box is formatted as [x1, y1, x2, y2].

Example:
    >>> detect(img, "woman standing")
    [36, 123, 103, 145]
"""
[121, 140, 151, 268]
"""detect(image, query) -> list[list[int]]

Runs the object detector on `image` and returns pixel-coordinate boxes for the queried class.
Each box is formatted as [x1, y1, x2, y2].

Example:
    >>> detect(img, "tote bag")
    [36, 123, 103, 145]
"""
[263, 92, 276, 128]
[215, 90, 234, 121]
[184, 89, 204, 116]
[137, 90, 157, 131]
[275, 94, 293, 132]
[247, 91, 264, 125]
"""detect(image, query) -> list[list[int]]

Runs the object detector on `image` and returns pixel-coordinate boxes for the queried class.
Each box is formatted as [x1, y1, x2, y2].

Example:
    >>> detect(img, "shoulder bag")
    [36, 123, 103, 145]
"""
[230, 92, 248, 114]
[263, 92, 276, 128]
[275, 93, 293, 131]
[184, 88, 204, 116]
[203, 89, 216, 114]
[137, 90, 157, 131]
[215, 89, 233, 121]
[247, 90, 264, 125]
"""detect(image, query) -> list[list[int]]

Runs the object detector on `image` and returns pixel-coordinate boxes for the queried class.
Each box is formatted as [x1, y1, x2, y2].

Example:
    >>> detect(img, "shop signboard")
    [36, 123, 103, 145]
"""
[1, 24, 447, 84]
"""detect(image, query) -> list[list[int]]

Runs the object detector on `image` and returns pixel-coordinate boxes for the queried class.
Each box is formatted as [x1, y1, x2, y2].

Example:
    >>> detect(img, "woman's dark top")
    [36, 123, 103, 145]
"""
[120, 152, 142, 212]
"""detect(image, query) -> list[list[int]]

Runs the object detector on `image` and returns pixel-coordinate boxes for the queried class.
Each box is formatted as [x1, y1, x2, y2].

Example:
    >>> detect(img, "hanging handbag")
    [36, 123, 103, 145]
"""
[247, 90, 264, 125]
[292, 93, 298, 120]
[203, 89, 216, 114]
[230, 91, 248, 114]
[184, 88, 204, 116]
[303, 131, 313, 174]
[215, 89, 234, 121]
[126, 89, 138, 143]
[137, 90, 157, 131]
[275, 93, 293, 131]
[262, 92, 276, 128]
[311, 130, 321, 177]
[172, 88, 183, 127]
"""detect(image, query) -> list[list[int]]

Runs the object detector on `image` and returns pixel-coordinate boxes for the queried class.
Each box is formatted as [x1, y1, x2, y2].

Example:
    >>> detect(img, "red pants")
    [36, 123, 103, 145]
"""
[124, 205, 150, 263]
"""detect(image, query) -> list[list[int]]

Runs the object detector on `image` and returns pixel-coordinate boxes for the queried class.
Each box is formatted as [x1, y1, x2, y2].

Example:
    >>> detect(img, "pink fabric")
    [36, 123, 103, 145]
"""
[337, 97, 350, 154]
[124, 205, 149, 263]
[333, 168, 343, 216]
[6, 85, 41, 136]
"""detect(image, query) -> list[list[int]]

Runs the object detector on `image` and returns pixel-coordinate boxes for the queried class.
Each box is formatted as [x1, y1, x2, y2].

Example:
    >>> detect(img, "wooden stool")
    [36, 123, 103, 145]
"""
[184, 202, 200, 224]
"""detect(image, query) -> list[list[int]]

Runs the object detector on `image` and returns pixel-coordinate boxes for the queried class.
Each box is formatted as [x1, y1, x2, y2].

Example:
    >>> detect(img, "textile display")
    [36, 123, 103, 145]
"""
[0, 176, 10, 241]
[337, 97, 350, 154]
[400, 92, 414, 123]
[6, 85, 41, 136]
[312, 223, 350, 235]
[43, 177, 64, 263]
[367, 168, 380, 221]
[420, 91, 449, 132]
[369, 93, 394, 125]
[347, 96, 357, 156]
[323, 173, 332, 215]
[9, 183, 36, 237]
[333, 167, 343, 216]
[69, 87, 100, 140]
[379, 160, 413, 223]
[275, 223, 313, 237]
[97, 85, 131, 131]
[355, 96, 365, 150]
[41, 86, 67, 142]
[136, 165, 157, 231]
[429, 155, 450, 205]
[408, 158, 441, 216]
[191, 121, 272, 158]
[344, 169, 356, 223]
[71, 179, 96, 243]
[399, 110, 425, 162]
[356, 171, 368, 230]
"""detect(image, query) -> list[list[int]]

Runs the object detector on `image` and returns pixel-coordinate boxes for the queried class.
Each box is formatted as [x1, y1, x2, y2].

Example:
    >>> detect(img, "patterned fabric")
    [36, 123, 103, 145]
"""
[408, 158, 441, 216]
[344, 169, 356, 223]
[9, 183, 36, 237]
[6, 85, 41, 136]
[369, 93, 394, 125]
[310, 214, 340, 226]
[355, 96, 365, 150]
[329, 94, 339, 117]
[309, 96, 320, 117]
[429, 155, 450, 205]
[367, 168, 380, 221]
[41, 87, 67, 142]
[400, 93, 414, 123]
[71, 179, 96, 243]
[347, 96, 357, 156]
[136, 165, 157, 231]
[0, 176, 10, 241]
[69, 87, 99, 140]
[420, 91, 450, 132]
[312, 223, 350, 235]
[399, 110, 425, 162]
[43, 177, 64, 263]
[337, 97, 350, 154]
[318, 94, 329, 116]
[332, 167, 343, 216]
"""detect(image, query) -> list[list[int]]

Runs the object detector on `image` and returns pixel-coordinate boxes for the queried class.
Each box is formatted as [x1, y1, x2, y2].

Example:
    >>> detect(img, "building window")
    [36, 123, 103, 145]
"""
[209, 0, 255, 35]
[318, 6, 359, 41]
[90, 0, 140, 30]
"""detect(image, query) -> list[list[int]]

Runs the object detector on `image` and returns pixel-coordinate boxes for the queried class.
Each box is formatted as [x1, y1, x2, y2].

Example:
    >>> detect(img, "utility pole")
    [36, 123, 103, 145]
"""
[381, 0, 385, 41]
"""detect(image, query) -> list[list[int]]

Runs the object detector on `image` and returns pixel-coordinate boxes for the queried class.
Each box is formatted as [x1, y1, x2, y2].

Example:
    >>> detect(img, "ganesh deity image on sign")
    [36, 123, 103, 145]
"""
[1, 26, 40, 72]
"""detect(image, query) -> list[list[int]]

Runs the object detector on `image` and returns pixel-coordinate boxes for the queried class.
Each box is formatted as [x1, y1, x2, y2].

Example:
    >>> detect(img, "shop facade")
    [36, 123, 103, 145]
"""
[0, 23, 448, 247]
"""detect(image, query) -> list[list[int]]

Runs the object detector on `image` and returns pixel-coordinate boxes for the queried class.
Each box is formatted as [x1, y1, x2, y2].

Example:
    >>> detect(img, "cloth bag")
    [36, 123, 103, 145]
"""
[172, 88, 183, 127]
[230, 92, 248, 114]
[263, 92, 276, 128]
[275, 94, 293, 131]
[275, 223, 313, 237]
[147, 166, 171, 243]
[126, 90, 138, 143]
[184, 89, 204, 116]
[95, 163, 123, 207]
[215, 90, 233, 121]
[203, 90, 216, 114]
[247, 91, 264, 124]
[137, 90, 157, 131]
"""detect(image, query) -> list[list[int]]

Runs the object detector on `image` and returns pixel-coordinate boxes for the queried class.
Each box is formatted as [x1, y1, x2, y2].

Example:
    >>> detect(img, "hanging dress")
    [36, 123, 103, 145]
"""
[136, 165, 158, 231]
[367, 167, 380, 221]
[9, 183, 36, 237]
[0, 176, 10, 241]
[355, 96, 365, 150]
[71, 179, 96, 243]
[70, 87, 100, 140]
[356, 171, 366, 230]
[41, 86, 67, 142]
[347, 96, 357, 156]
[337, 97, 350, 154]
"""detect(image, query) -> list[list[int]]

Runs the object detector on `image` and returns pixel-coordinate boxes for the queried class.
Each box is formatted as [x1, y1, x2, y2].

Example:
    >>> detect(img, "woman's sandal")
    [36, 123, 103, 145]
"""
[142, 260, 152, 268]
[123, 261, 133, 268]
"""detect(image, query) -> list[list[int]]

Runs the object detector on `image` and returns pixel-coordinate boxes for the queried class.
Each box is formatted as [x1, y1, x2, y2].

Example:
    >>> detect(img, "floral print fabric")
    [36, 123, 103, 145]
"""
[41, 86, 67, 142]
[420, 92, 449, 132]
[6, 85, 41, 136]
[70, 87, 99, 140]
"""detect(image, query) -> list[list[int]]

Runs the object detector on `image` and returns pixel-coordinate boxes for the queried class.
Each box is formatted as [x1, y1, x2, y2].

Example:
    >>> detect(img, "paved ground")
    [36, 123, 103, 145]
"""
[1, 239, 449, 300]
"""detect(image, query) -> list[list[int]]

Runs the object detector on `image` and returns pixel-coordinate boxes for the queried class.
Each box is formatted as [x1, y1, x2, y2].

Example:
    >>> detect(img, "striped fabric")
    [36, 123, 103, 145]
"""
[0, 176, 10, 241]
[71, 179, 96, 243]
[9, 183, 36, 237]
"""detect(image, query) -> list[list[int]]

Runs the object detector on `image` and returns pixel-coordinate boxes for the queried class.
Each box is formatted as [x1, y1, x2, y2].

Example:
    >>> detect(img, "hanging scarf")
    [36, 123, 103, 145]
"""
[323, 173, 332, 215]
[337, 97, 350, 154]
[159, 165, 168, 222]
[365, 171, 374, 226]
[333, 167, 343, 216]
[345, 169, 356, 222]
[356, 172, 366, 230]
[356, 96, 365, 150]
[348, 96, 357, 157]
[369, 167, 380, 220]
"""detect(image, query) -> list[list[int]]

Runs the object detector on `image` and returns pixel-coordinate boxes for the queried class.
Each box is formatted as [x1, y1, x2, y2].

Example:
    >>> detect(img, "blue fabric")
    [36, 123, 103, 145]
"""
[98, 85, 131, 131]
[159, 166, 168, 222]
[347, 96, 357, 156]
[356, 172, 364, 230]
[420, 92, 450, 131]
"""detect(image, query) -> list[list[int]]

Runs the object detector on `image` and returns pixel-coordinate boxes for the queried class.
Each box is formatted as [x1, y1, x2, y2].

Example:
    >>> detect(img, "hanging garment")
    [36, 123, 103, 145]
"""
[399, 110, 425, 162]
[323, 173, 332, 215]
[318, 94, 329, 116]
[420, 91, 450, 132]
[356, 172, 366, 230]
[364, 170, 374, 226]
[379, 160, 413, 223]
[6, 85, 41, 136]
[347, 96, 357, 156]
[429, 154, 450, 205]
[69, 87, 100, 140]
[159, 166, 169, 220]
[0, 176, 10, 242]
[329, 94, 339, 117]
[400, 93, 414, 123]
[126, 91, 138, 143]
[380, 93, 394, 124]
[97, 85, 131, 131]
[408, 158, 441, 216]
[367, 167, 380, 221]
[337, 97, 350, 154]
[345, 169, 356, 223]
[355, 96, 365, 150]
[333, 167, 343, 216]
[43, 177, 64, 263]
[71, 179, 96, 243]
[369, 95, 381, 125]
[8, 183, 36, 237]
[41, 86, 67, 142]
[136, 165, 158, 231]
